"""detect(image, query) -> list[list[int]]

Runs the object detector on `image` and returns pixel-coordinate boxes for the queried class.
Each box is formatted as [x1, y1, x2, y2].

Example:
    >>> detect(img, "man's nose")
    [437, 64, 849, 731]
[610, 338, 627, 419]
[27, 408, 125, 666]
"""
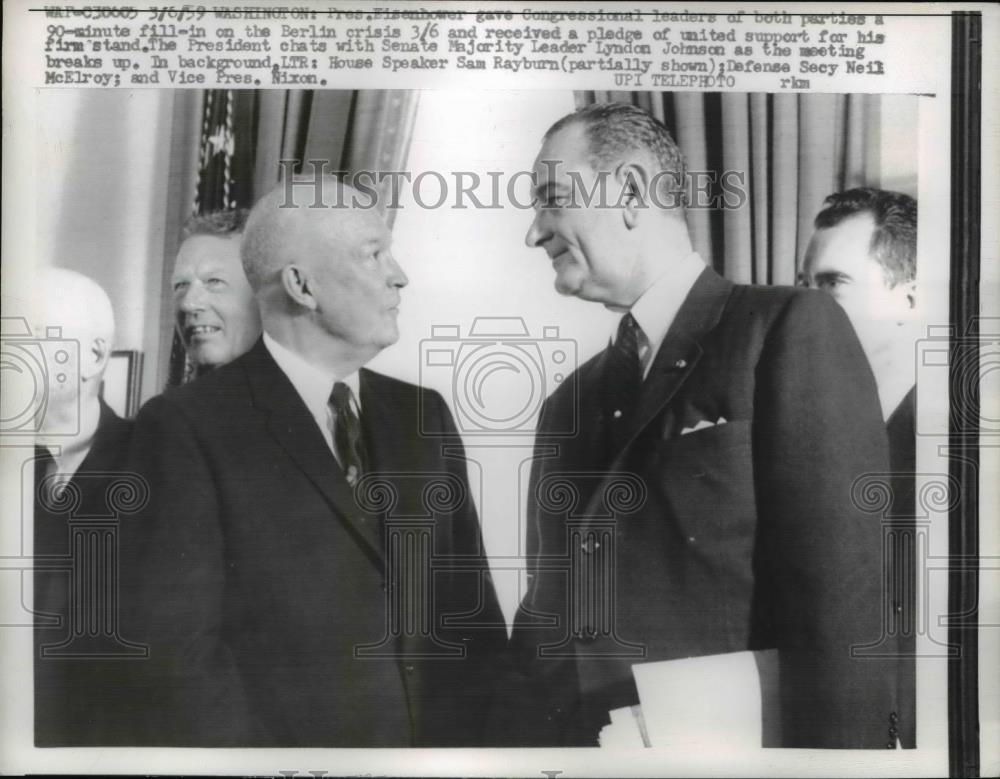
[178, 283, 206, 312]
[386, 256, 409, 288]
[525, 212, 547, 248]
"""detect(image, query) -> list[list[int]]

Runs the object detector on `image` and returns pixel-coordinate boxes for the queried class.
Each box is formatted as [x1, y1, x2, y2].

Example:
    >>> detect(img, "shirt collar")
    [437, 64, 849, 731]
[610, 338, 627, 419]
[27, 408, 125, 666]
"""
[37, 395, 103, 479]
[625, 251, 707, 367]
[263, 332, 361, 421]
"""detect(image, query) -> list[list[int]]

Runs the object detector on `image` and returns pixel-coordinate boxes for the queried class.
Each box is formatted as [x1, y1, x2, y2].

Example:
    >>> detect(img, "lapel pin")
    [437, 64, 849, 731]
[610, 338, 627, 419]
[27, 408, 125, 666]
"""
[674, 358, 688, 369]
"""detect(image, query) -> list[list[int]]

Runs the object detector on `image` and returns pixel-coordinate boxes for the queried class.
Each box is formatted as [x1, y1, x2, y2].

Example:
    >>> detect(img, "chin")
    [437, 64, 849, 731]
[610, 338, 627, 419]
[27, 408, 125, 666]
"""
[191, 351, 224, 371]
[553, 274, 582, 298]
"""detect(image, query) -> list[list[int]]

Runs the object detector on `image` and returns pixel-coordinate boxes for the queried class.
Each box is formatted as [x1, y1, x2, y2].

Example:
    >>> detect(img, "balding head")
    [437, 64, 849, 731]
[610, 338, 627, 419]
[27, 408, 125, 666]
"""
[241, 177, 409, 372]
[35, 267, 115, 348]
[242, 177, 376, 292]
[28, 268, 116, 428]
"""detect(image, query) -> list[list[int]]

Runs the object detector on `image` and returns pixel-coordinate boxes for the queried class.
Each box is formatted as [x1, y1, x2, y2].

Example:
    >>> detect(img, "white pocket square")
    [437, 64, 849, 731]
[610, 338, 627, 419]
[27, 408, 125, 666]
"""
[679, 417, 727, 436]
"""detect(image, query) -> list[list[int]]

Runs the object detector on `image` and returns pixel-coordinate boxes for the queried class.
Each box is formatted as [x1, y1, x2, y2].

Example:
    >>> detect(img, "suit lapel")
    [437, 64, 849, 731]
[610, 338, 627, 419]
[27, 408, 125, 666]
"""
[588, 267, 734, 513]
[242, 340, 385, 567]
[580, 348, 616, 469]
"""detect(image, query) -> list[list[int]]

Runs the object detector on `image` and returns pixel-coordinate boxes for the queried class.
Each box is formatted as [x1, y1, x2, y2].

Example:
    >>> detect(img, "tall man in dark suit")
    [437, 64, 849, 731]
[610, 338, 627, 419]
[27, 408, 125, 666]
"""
[508, 103, 897, 748]
[125, 179, 506, 746]
[804, 188, 920, 747]
[31, 268, 140, 745]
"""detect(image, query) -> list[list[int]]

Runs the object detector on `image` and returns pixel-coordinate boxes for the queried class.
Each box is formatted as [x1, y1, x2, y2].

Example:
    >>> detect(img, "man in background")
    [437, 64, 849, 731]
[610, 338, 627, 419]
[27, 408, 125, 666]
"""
[31, 267, 135, 745]
[171, 209, 261, 376]
[509, 102, 895, 748]
[803, 188, 919, 747]
[125, 179, 507, 746]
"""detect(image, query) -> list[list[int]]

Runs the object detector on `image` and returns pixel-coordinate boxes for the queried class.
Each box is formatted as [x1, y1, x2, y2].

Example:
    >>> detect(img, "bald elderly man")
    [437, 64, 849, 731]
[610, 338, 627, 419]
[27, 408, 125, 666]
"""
[124, 180, 507, 746]
[31, 268, 137, 745]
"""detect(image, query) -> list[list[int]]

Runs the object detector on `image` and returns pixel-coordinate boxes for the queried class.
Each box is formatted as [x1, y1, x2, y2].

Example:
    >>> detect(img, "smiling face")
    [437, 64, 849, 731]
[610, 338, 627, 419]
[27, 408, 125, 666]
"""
[172, 233, 262, 370]
[300, 207, 409, 359]
[524, 123, 639, 308]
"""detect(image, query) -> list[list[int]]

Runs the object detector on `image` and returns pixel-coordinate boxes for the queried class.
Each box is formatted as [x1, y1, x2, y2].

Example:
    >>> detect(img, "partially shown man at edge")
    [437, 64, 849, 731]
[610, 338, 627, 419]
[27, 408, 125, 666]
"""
[123, 179, 507, 746]
[32, 268, 135, 745]
[803, 187, 920, 748]
[506, 103, 898, 748]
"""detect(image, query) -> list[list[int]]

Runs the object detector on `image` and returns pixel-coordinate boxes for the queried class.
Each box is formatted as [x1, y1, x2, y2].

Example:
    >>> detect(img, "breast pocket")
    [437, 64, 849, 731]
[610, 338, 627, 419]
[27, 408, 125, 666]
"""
[653, 419, 756, 552]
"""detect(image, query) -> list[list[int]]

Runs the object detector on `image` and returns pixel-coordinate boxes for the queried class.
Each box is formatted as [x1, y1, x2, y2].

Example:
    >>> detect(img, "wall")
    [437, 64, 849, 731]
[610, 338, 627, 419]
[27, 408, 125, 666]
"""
[36, 89, 175, 409]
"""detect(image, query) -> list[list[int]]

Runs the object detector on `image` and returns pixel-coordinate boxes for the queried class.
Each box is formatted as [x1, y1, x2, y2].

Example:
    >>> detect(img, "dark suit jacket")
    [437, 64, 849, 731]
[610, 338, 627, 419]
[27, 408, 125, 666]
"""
[121, 339, 507, 746]
[34, 400, 138, 745]
[508, 267, 898, 748]
[887, 386, 917, 748]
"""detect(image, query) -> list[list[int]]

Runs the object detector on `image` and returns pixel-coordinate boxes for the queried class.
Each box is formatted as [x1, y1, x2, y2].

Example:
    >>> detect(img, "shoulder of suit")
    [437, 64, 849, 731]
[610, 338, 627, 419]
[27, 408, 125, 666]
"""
[722, 283, 844, 328]
[361, 368, 443, 405]
[137, 354, 250, 418]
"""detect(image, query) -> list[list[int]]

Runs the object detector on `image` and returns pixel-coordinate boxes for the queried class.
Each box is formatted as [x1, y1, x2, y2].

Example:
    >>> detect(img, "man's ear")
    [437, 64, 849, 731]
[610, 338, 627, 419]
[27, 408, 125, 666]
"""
[281, 264, 317, 310]
[616, 162, 651, 230]
[81, 336, 110, 383]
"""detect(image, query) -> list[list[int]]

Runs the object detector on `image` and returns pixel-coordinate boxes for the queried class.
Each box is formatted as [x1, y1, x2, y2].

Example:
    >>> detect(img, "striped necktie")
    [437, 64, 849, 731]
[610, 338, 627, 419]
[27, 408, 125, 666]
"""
[329, 382, 366, 487]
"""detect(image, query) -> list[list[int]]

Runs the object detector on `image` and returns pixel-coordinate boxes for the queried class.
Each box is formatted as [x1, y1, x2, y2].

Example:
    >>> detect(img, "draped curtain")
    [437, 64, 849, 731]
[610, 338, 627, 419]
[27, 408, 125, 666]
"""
[577, 91, 908, 285]
[162, 89, 420, 386]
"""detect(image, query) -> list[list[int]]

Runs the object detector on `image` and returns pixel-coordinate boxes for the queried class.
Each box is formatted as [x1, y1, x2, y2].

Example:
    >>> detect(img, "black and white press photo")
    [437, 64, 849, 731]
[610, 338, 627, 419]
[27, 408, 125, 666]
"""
[0, 2, 995, 777]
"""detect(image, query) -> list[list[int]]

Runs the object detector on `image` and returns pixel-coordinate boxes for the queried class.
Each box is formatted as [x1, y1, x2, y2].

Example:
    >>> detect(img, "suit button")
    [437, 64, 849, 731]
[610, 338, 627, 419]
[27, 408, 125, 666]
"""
[886, 742, 896, 749]
[405, 664, 415, 674]
[889, 711, 898, 724]
[613, 409, 623, 419]
[888, 727, 898, 739]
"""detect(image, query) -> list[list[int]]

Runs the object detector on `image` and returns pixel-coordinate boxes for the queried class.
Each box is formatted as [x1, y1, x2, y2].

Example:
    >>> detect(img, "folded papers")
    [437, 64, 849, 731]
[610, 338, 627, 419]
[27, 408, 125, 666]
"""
[600, 650, 765, 749]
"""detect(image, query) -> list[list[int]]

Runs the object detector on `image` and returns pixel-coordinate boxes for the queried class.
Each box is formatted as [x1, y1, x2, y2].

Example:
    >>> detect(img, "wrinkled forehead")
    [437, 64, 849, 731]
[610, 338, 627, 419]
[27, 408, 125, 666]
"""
[173, 234, 243, 277]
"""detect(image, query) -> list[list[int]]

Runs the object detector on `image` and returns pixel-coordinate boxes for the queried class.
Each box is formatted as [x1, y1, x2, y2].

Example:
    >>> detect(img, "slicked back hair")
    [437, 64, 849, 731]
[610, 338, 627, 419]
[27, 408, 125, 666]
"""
[814, 188, 917, 288]
[544, 102, 687, 211]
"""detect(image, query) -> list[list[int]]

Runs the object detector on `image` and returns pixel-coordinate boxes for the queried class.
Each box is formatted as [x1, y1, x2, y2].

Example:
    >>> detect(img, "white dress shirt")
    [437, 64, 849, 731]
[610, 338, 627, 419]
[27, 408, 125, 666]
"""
[263, 332, 361, 462]
[621, 251, 707, 378]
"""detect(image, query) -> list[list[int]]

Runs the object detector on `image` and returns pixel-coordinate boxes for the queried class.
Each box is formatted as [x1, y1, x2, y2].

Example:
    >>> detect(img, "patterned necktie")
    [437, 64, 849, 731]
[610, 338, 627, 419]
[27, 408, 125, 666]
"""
[329, 382, 366, 487]
[614, 313, 642, 378]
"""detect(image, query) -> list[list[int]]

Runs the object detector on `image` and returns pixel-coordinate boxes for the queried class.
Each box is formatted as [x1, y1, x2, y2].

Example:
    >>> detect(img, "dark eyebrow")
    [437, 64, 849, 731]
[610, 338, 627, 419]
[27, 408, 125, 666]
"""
[814, 270, 852, 284]
[531, 181, 564, 201]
